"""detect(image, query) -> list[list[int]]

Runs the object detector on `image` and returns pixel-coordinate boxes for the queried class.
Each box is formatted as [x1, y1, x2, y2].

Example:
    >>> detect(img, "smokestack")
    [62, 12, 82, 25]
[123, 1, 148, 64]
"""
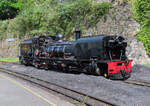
[75, 26, 81, 40]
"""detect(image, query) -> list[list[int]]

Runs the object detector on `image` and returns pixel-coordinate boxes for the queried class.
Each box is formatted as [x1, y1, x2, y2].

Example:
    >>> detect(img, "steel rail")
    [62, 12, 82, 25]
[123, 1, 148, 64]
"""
[0, 67, 115, 106]
[124, 79, 150, 87]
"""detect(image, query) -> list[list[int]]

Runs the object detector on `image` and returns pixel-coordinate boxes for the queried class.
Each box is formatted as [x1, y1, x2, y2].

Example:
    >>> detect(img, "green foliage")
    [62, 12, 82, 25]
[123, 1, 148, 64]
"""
[0, 20, 9, 39]
[0, 0, 35, 20]
[57, 0, 110, 38]
[136, 27, 150, 55]
[0, 58, 19, 62]
[132, 0, 150, 55]
[132, 0, 150, 24]
[0, 0, 110, 39]
[11, 0, 26, 11]
[0, 0, 23, 20]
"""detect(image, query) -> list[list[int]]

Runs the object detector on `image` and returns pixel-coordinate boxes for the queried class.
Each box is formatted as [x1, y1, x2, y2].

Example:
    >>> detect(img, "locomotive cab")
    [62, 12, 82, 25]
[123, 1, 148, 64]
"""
[19, 38, 35, 65]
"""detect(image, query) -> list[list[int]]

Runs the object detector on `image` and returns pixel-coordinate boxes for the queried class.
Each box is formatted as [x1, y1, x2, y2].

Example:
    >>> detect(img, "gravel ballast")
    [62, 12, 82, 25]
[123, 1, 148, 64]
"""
[0, 62, 150, 106]
[129, 64, 150, 82]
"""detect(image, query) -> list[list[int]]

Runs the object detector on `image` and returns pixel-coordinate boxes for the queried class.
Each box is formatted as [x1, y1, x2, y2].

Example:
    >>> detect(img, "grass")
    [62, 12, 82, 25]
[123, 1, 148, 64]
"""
[147, 64, 150, 67]
[0, 58, 19, 62]
[73, 100, 79, 104]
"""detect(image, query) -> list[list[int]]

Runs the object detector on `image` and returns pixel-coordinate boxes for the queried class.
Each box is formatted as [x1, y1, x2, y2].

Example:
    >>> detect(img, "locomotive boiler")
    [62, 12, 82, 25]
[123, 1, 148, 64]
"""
[19, 30, 132, 80]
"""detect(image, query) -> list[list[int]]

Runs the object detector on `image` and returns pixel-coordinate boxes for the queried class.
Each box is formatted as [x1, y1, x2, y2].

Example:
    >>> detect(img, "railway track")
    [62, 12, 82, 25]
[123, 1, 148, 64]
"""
[1, 62, 150, 88]
[124, 79, 150, 87]
[1, 62, 150, 105]
[6, 62, 150, 88]
[0, 67, 114, 106]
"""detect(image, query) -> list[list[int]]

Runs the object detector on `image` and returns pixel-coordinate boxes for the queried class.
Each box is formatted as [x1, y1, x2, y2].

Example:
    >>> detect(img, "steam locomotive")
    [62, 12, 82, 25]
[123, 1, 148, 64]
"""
[19, 30, 132, 79]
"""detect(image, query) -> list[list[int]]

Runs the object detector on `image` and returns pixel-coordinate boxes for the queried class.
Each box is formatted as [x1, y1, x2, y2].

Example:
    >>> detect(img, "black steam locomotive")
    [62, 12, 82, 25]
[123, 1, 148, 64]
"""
[19, 30, 132, 79]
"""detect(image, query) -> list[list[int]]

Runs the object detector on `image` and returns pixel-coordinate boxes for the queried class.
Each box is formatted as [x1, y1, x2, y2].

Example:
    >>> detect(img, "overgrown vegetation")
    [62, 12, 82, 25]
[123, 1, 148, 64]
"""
[0, 58, 19, 62]
[132, 0, 150, 55]
[0, 0, 110, 39]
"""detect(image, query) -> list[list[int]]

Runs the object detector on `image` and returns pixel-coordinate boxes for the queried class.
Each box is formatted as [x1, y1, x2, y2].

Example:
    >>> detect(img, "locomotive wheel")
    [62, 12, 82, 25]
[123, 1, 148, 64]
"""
[33, 59, 40, 69]
[95, 68, 101, 76]
[35, 64, 40, 69]
[20, 60, 23, 65]
[34, 62, 40, 69]
[23, 60, 29, 66]
[44, 67, 49, 71]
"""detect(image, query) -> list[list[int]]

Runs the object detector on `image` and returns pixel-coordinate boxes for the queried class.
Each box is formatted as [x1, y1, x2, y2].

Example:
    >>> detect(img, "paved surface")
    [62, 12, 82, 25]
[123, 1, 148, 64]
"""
[0, 72, 75, 106]
[0, 63, 150, 106]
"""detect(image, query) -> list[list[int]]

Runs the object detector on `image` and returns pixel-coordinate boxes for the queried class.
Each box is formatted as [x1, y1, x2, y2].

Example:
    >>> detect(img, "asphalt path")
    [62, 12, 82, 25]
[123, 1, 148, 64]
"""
[0, 72, 75, 106]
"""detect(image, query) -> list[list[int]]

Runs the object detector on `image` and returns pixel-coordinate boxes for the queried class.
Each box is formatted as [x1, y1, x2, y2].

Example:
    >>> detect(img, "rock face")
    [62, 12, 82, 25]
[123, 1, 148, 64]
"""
[87, 1, 150, 65]
[88, 1, 140, 38]
[0, 40, 19, 58]
[127, 39, 150, 65]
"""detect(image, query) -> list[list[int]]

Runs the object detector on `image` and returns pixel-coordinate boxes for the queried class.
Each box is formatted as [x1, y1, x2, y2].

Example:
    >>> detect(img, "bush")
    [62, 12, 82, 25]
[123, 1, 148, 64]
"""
[132, 0, 150, 55]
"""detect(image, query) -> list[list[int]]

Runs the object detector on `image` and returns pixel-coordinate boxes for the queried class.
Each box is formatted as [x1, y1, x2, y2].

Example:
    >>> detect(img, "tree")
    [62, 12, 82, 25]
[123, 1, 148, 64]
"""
[0, 0, 24, 20]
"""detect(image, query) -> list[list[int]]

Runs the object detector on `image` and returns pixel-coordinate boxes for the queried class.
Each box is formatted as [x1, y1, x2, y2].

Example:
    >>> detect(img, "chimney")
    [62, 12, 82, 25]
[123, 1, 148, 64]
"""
[75, 26, 81, 40]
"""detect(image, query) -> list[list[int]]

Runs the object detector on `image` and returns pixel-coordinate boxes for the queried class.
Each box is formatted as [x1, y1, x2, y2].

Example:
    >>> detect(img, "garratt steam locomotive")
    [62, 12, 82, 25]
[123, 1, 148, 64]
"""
[19, 30, 132, 79]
